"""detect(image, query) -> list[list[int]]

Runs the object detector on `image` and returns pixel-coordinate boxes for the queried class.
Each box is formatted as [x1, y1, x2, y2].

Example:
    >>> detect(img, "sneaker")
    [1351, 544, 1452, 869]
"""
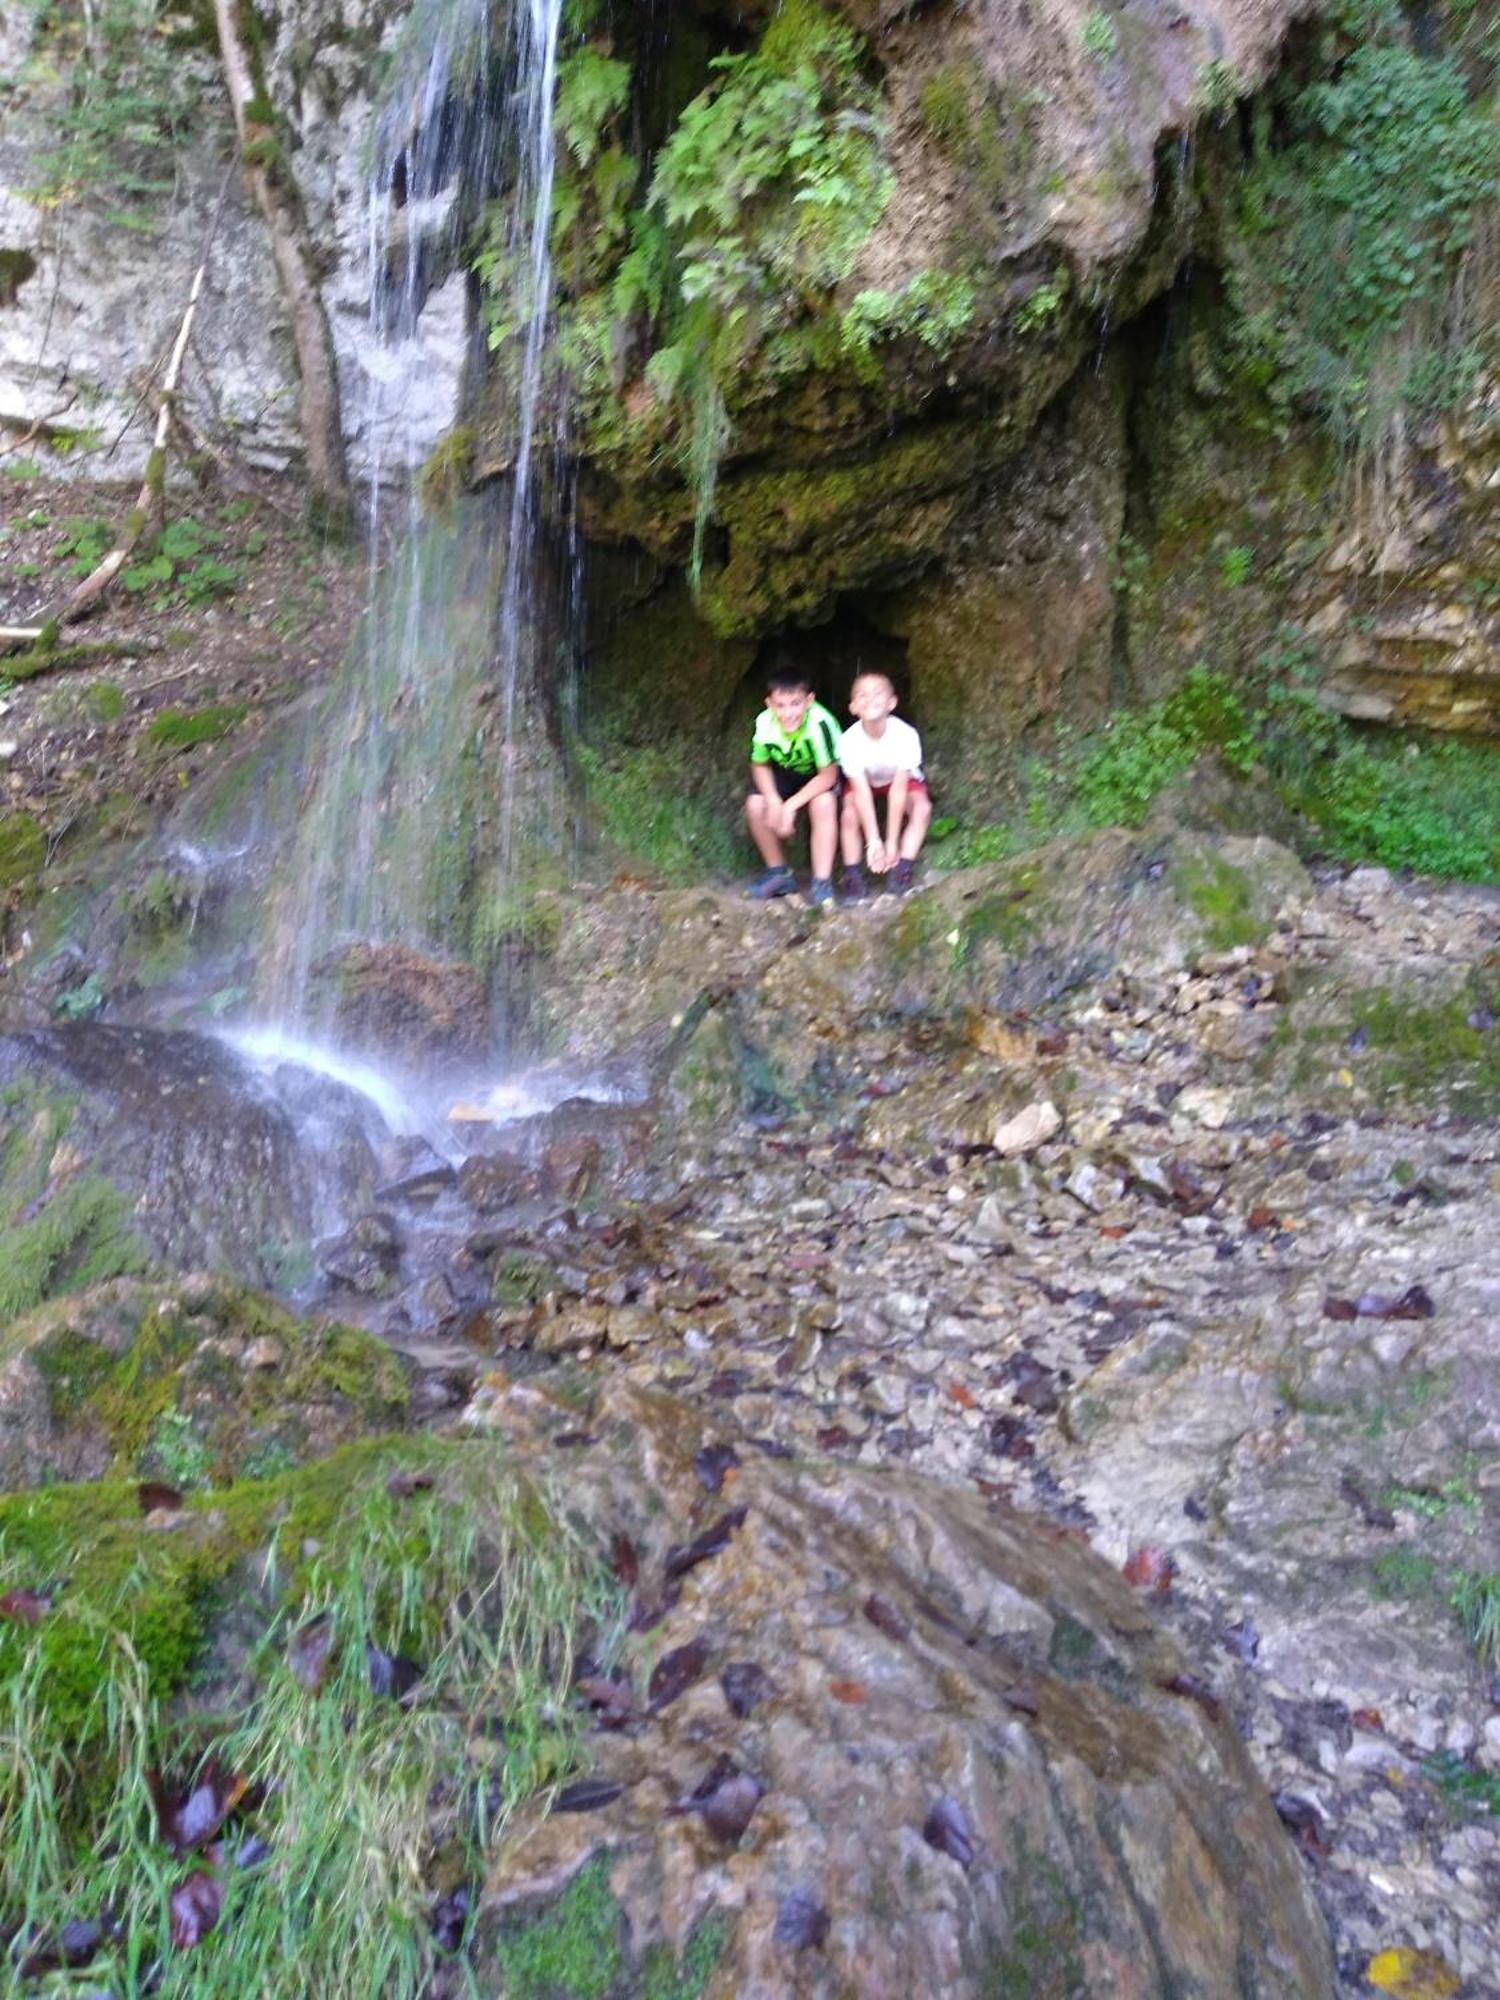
[746, 865, 796, 900]
[806, 876, 835, 909]
[840, 866, 867, 905]
[889, 857, 916, 896]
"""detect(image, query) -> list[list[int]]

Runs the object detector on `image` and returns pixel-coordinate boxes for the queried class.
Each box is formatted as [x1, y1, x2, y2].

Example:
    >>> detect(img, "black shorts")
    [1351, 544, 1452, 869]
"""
[765, 764, 837, 802]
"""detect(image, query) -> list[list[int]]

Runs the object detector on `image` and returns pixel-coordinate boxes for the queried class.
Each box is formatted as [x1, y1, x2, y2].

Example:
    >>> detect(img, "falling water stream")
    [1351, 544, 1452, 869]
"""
[256, 0, 569, 1120]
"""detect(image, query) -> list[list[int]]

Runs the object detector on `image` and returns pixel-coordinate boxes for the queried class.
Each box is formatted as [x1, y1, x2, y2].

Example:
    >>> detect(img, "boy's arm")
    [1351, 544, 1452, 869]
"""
[846, 772, 885, 865]
[781, 761, 838, 813]
[884, 770, 910, 855]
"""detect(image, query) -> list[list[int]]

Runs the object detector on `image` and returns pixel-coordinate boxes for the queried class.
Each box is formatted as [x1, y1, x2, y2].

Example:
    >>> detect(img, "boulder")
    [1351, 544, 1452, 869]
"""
[465, 1375, 1336, 1998]
[0, 1025, 383, 1296]
[311, 942, 495, 1073]
[0, 1276, 408, 1492]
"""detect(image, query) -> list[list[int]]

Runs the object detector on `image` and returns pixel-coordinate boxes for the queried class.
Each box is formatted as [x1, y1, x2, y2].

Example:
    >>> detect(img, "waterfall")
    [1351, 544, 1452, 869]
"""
[261, 0, 568, 1058]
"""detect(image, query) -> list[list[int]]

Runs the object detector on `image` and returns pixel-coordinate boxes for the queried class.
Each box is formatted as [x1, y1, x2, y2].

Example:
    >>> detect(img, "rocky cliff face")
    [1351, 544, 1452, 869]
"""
[3, 0, 1496, 800]
[0, 0, 467, 485]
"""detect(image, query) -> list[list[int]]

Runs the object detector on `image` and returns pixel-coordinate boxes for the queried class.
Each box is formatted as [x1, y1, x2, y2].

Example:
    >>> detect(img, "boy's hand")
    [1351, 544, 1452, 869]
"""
[775, 800, 798, 839]
[867, 836, 889, 873]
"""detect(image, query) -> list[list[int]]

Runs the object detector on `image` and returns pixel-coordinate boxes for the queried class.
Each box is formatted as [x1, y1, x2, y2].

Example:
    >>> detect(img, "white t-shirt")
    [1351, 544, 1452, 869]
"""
[837, 714, 925, 788]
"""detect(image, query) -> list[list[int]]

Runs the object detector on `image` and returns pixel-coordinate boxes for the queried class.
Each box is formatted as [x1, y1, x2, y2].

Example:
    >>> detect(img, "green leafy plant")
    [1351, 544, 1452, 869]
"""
[1220, 544, 1253, 587]
[53, 516, 112, 576]
[838, 271, 977, 366]
[121, 517, 241, 604]
[1426, 1752, 1500, 1819]
[1014, 269, 1068, 333]
[20, 0, 203, 224]
[1227, 38, 1498, 447]
[555, 46, 631, 168]
[638, 0, 893, 571]
[53, 972, 106, 1021]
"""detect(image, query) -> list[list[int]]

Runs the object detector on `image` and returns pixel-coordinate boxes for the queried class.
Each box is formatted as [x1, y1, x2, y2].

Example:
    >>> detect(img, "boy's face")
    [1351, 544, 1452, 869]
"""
[767, 686, 813, 733]
[849, 676, 898, 727]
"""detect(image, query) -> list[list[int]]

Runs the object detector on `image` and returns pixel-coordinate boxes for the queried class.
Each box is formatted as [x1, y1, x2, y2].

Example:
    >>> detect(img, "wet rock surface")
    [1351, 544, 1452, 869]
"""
[0, 1025, 384, 1289]
[467, 1376, 1335, 1998]
[319, 837, 1499, 1997]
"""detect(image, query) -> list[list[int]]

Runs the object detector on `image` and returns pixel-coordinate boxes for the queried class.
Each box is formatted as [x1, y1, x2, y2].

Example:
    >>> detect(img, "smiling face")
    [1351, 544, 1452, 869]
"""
[849, 673, 898, 733]
[766, 686, 814, 734]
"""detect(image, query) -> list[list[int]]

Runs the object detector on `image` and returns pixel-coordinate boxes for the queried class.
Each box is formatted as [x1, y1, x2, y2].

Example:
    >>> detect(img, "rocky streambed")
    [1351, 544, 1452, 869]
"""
[2, 822, 1497, 1996]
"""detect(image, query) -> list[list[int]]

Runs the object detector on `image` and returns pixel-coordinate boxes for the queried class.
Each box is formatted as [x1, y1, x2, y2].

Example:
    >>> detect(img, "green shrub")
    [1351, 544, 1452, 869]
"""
[1227, 38, 1498, 446]
[930, 658, 1498, 892]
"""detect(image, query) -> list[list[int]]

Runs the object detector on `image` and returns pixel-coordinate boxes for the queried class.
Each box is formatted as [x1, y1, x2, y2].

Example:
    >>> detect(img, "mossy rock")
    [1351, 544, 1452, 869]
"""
[493, 1857, 730, 1999]
[0, 1076, 148, 1331]
[1, 1276, 409, 1493]
[0, 810, 46, 899]
[1271, 963, 1500, 1119]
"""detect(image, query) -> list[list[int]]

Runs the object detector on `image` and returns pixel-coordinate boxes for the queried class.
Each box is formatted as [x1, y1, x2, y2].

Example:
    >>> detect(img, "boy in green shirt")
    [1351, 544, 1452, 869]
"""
[745, 669, 842, 905]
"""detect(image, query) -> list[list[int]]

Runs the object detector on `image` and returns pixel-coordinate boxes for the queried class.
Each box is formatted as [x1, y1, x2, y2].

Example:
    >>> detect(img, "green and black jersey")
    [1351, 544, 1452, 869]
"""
[750, 701, 842, 777]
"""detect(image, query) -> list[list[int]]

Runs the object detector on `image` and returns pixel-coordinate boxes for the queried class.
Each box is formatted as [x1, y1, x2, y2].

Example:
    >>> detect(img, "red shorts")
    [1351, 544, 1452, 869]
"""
[866, 777, 928, 798]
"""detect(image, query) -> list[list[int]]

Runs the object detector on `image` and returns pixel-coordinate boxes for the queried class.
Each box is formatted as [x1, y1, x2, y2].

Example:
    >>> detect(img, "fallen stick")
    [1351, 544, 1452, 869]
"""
[53, 259, 209, 626]
[1, 630, 164, 679]
[30, 169, 234, 637]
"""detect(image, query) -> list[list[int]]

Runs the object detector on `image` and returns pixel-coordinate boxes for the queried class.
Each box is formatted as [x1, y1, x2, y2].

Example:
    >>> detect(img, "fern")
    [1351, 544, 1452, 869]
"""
[555, 48, 631, 168]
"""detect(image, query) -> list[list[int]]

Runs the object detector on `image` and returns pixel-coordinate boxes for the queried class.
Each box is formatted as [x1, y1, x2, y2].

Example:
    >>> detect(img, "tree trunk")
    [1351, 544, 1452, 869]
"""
[212, 0, 354, 533]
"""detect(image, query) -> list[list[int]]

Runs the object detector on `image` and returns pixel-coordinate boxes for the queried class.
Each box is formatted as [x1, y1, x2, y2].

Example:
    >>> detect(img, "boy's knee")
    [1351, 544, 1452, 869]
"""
[809, 790, 836, 820]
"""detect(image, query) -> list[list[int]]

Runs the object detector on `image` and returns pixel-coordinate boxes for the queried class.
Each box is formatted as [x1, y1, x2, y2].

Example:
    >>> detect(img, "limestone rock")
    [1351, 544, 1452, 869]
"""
[993, 1099, 1062, 1156]
[468, 1376, 1336, 1999]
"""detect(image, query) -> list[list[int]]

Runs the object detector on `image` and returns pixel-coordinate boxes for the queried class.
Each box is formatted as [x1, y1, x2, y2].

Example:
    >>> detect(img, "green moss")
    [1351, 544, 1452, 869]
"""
[1047, 1613, 1102, 1676]
[974, 1836, 1085, 1997]
[919, 62, 1038, 200]
[950, 872, 1040, 972]
[640, 1917, 730, 2000]
[418, 423, 478, 509]
[574, 740, 739, 883]
[1347, 976, 1500, 1116]
[0, 1089, 147, 1327]
[84, 679, 126, 722]
[701, 422, 982, 636]
[0, 810, 46, 897]
[283, 1318, 410, 1426]
[496, 1858, 626, 2000]
[0, 1476, 250, 1746]
[20, 1286, 408, 1482]
[1170, 851, 1265, 950]
[146, 703, 250, 751]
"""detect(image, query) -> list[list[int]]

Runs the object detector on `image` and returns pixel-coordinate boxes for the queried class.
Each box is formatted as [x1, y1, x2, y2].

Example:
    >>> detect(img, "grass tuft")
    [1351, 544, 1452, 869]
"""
[0, 1445, 621, 1996]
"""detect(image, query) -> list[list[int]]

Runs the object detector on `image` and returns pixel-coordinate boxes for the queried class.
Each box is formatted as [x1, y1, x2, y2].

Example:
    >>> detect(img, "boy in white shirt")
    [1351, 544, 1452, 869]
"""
[837, 671, 932, 902]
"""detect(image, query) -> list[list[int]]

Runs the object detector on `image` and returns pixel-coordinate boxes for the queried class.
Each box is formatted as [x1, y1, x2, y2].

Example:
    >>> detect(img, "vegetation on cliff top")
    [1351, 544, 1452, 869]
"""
[1227, 19, 1499, 451]
[479, 0, 977, 585]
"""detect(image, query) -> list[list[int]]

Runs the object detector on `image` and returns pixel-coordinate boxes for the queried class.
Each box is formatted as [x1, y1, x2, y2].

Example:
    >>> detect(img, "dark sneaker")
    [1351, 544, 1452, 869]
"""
[806, 876, 835, 909]
[746, 865, 796, 900]
[840, 866, 867, 905]
[889, 857, 916, 895]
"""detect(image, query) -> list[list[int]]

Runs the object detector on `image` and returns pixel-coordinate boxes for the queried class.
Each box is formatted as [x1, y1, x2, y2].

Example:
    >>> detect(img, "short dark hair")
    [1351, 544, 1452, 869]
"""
[766, 669, 813, 695]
